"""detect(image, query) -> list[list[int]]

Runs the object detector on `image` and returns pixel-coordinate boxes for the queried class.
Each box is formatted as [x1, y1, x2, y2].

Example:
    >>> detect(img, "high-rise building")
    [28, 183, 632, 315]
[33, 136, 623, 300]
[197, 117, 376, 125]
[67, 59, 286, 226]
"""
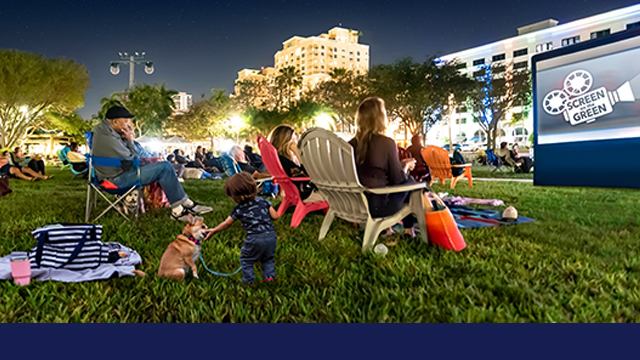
[171, 91, 193, 114]
[234, 26, 370, 98]
[432, 4, 640, 147]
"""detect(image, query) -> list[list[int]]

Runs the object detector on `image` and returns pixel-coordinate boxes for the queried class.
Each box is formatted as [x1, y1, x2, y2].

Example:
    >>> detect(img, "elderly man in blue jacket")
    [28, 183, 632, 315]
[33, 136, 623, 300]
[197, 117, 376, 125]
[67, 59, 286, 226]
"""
[91, 106, 211, 221]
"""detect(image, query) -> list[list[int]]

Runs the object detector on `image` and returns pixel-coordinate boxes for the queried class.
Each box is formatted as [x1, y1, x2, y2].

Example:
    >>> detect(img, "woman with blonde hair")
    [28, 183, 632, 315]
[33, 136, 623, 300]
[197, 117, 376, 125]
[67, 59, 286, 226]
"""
[349, 97, 419, 237]
[269, 124, 322, 202]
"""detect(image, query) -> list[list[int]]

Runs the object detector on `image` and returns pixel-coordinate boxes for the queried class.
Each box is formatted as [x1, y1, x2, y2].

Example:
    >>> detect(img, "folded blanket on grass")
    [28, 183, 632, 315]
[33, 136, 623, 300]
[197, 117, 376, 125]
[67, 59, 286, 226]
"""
[0, 242, 141, 283]
[448, 205, 535, 229]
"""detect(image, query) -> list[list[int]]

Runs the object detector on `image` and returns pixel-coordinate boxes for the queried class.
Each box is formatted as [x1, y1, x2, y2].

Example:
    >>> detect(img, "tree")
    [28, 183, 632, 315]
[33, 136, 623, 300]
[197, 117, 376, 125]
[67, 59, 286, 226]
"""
[233, 78, 271, 111]
[166, 89, 231, 149]
[125, 84, 177, 137]
[0, 49, 90, 148]
[244, 99, 334, 137]
[42, 111, 95, 144]
[97, 84, 178, 137]
[368, 57, 472, 138]
[275, 66, 302, 110]
[467, 64, 531, 150]
[307, 68, 366, 132]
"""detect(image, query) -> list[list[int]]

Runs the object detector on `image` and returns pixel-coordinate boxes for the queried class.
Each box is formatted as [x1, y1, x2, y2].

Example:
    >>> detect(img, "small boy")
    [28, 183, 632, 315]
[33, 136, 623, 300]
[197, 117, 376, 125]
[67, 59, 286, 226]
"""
[206, 172, 279, 285]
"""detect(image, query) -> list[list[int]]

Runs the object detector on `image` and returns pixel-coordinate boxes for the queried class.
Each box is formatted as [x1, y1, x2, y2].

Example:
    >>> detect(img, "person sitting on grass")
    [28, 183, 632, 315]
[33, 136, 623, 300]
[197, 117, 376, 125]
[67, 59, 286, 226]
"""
[12, 147, 46, 176]
[1, 150, 51, 181]
[205, 172, 279, 285]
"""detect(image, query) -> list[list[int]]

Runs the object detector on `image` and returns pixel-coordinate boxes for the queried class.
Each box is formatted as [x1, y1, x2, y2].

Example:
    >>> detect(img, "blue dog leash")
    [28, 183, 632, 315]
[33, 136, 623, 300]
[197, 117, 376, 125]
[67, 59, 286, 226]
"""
[199, 254, 242, 277]
[183, 233, 242, 277]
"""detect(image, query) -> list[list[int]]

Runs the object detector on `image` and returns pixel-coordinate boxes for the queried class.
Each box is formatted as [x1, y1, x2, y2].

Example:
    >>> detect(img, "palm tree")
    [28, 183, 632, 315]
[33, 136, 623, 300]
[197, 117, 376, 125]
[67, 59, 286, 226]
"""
[276, 66, 303, 110]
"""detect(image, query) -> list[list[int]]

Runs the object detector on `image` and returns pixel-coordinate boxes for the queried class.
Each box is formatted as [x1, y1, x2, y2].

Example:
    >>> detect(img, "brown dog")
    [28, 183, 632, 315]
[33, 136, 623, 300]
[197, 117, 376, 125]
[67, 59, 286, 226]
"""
[158, 215, 208, 280]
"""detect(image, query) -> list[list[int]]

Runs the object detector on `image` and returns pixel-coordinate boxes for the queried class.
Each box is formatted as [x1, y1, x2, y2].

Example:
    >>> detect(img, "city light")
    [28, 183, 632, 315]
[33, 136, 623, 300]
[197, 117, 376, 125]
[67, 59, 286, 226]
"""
[314, 113, 335, 130]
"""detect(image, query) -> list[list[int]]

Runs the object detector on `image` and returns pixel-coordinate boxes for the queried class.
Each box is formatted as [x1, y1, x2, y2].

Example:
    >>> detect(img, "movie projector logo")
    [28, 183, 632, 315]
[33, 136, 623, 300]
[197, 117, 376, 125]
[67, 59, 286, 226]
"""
[543, 69, 635, 125]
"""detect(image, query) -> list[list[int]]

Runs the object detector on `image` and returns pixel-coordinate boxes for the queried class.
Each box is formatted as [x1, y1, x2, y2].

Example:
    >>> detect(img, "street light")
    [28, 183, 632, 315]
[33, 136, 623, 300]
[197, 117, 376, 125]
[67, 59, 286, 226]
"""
[230, 115, 243, 143]
[109, 51, 154, 89]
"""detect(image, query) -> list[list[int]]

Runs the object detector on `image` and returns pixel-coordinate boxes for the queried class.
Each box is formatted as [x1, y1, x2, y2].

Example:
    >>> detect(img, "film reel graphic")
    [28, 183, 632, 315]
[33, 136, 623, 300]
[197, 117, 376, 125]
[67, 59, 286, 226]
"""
[563, 70, 593, 96]
[543, 90, 569, 115]
[543, 69, 594, 116]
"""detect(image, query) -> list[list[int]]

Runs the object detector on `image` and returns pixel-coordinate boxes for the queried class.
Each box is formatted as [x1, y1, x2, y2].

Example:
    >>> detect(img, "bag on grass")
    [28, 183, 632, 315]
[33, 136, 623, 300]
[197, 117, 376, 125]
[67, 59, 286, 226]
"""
[28, 224, 118, 270]
[0, 175, 11, 198]
[425, 193, 466, 251]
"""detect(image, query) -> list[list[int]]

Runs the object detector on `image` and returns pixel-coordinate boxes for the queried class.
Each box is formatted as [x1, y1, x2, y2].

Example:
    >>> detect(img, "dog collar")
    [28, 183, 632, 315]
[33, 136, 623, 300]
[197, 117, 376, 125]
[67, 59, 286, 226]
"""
[182, 233, 200, 245]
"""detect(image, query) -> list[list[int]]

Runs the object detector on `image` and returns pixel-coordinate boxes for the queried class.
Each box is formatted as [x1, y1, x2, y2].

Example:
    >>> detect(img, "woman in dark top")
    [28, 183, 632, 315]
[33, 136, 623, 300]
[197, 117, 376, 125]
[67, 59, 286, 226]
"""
[269, 125, 322, 202]
[406, 134, 430, 182]
[349, 97, 420, 237]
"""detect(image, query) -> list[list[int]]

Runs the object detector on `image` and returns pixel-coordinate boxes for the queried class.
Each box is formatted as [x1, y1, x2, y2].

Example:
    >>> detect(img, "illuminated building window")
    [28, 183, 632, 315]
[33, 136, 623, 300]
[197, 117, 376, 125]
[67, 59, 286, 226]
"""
[535, 42, 553, 53]
[627, 21, 640, 29]
[473, 58, 484, 66]
[561, 36, 580, 46]
[455, 62, 467, 69]
[493, 65, 506, 73]
[473, 69, 485, 78]
[513, 61, 527, 69]
[513, 48, 528, 57]
[590, 29, 610, 39]
[492, 53, 505, 61]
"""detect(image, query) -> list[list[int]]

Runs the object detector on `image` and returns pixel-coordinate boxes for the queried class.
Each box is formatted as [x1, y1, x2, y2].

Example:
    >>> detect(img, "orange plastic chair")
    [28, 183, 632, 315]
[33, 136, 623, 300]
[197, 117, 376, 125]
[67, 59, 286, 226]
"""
[421, 146, 473, 189]
[257, 135, 329, 227]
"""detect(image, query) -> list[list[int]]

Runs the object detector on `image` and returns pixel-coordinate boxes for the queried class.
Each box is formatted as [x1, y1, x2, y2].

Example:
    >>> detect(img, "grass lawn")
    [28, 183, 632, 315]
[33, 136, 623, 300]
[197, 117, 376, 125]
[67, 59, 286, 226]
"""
[1, 166, 639, 322]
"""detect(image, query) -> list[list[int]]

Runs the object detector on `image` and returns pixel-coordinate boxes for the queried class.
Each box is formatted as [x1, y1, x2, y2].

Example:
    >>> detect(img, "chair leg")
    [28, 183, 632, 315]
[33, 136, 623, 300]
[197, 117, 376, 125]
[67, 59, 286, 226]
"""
[451, 176, 459, 189]
[277, 197, 293, 217]
[362, 220, 384, 252]
[85, 186, 92, 223]
[318, 209, 335, 241]
[290, 202, 312, 227]
[466, 168, 473, 187]
[411, 191, 428, 245]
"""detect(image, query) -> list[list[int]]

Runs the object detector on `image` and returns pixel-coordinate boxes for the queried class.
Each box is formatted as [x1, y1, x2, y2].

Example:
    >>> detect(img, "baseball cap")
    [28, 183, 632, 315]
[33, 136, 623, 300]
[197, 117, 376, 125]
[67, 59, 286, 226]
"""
[105, 106, 134, 119]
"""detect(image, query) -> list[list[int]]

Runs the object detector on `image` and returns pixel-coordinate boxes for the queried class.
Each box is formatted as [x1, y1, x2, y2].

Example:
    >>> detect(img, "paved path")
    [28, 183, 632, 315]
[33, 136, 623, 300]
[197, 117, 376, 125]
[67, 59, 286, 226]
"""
[474, 178, 533, 183]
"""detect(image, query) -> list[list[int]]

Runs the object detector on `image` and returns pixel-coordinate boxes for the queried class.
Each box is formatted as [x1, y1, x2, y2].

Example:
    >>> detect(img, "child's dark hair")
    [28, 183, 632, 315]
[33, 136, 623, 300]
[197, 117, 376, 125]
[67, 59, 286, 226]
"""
[224, 172, 257, 204]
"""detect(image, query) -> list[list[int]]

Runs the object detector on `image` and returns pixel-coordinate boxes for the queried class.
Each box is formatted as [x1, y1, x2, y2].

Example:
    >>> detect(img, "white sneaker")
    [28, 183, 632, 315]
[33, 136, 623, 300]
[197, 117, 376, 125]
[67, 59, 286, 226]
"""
[187, 203, 213, 215]
[171, 208, 203, 222]
[178, 177, 184, 183]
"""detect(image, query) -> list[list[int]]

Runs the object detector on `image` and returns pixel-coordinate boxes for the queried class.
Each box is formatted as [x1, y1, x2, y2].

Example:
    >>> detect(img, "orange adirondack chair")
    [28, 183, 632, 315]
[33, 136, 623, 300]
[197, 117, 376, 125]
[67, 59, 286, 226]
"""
[421, 146, 473, 189]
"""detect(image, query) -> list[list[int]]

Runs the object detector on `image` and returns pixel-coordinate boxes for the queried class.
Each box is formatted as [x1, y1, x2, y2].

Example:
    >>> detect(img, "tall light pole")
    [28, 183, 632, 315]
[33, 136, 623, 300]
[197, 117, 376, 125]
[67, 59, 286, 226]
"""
[109, 52, 154, 89]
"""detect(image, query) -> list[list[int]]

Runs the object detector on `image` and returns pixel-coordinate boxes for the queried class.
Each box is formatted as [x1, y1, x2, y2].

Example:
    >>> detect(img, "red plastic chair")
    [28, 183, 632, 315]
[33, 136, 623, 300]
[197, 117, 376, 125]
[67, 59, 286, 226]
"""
[257, 135, 329, 227]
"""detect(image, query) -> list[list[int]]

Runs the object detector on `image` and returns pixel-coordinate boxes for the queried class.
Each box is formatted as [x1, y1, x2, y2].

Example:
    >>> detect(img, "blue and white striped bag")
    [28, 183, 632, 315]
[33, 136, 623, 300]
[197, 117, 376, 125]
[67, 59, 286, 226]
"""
[28, 224, 113, 270]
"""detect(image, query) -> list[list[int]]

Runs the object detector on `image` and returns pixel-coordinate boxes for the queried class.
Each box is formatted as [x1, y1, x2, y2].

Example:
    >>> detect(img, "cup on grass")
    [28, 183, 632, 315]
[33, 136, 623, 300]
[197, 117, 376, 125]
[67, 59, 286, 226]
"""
[10, 252, 31, 286]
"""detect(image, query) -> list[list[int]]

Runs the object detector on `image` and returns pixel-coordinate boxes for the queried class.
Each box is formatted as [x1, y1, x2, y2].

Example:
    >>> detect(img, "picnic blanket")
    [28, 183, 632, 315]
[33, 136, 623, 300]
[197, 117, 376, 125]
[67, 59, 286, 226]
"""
[448, 205, 535, 229]
[0, 242, 141, 283]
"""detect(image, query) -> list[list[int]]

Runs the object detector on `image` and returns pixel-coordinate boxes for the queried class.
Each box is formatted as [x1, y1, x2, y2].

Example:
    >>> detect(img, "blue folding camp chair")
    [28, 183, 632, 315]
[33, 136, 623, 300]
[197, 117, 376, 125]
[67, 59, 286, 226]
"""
[220, 152, 278, 197]
[56, 148, 71, 170]
[57, 147, 88, 178]
[84, 131, 143, 222]
[485, 149, 509, 172]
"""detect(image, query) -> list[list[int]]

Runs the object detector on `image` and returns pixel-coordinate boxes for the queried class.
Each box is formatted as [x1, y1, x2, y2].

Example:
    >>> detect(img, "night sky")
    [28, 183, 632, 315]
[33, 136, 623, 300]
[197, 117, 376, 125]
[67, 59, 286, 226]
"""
[1, 0, 638, 119]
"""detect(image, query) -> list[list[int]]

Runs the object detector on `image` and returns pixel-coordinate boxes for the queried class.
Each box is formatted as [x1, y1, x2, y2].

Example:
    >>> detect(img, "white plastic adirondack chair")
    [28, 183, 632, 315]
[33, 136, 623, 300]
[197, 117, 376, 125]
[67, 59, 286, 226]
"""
[298, 128, 428, 252]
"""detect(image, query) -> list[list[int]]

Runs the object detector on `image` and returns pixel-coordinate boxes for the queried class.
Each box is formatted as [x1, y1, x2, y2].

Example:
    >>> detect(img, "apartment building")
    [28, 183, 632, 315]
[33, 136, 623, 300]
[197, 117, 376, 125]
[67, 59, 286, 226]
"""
[431, 3, 640, 147]
[171, 91, 193, 114]
[234, 26, 370, 99]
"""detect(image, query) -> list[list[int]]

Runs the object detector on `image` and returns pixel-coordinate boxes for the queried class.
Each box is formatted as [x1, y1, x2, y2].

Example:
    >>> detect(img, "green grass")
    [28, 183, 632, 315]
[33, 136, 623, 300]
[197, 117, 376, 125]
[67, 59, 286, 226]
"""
[1, 167, 639, 322]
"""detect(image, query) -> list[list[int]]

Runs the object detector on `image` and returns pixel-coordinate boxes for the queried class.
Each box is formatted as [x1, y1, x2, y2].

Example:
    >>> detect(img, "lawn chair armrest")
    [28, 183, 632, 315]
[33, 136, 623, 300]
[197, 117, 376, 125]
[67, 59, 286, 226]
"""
[291, 177, 311, 181]
[451, 163, 472, 168]
[365, 182, 426, 195]
[255, 177, 274, 183]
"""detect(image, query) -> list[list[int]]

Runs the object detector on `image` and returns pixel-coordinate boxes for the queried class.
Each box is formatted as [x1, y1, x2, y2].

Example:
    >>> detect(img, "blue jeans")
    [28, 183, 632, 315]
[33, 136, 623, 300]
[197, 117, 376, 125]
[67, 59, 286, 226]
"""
[110, 161, 186, 205]
[240, 232, 277, 284]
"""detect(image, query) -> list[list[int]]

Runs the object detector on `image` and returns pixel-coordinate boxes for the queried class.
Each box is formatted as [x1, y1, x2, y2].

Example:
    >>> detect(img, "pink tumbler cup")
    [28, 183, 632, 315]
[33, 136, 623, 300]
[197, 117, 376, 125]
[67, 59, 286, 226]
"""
[10, 252, 31, 286]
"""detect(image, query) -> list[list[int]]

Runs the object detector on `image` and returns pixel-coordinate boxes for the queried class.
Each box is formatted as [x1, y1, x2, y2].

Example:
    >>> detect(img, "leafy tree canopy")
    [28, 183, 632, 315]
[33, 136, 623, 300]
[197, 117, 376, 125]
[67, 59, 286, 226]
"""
[0, 49, 90, 148]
